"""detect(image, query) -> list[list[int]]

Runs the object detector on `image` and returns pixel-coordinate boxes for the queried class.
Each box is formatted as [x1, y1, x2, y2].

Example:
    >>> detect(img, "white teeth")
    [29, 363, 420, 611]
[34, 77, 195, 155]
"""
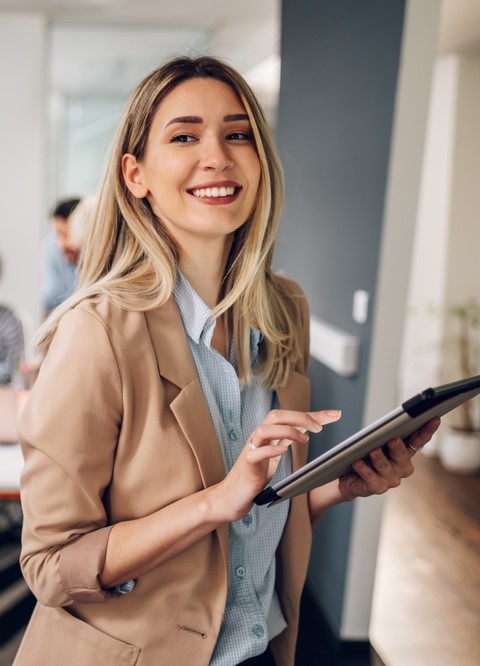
[191, 186, 235, 198]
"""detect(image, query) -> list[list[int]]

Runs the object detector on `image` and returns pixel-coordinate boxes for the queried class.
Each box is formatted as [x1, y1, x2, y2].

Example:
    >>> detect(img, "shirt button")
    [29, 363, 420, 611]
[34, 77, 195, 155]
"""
[228, 429, 239, 441]
[252, 624, 264, 638]
[235, 566, 245, 578]
[242, 514, 253, 526]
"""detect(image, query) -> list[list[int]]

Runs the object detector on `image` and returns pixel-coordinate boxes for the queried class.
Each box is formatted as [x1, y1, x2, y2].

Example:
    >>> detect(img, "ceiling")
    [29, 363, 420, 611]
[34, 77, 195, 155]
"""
[0, 0, 280, 97]
[0, 0, 277, 25]
[0, 0, 478, 99]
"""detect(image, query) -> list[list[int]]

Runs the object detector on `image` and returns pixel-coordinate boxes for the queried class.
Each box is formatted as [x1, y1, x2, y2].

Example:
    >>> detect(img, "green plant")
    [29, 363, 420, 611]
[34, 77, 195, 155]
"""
[445, 299, 480, 431]
[409, 298, 480, 431]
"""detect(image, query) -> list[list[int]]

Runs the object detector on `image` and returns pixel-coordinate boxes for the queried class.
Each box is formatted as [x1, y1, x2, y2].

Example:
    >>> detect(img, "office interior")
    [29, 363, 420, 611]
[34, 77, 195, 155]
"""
[0, 0, 479, 665]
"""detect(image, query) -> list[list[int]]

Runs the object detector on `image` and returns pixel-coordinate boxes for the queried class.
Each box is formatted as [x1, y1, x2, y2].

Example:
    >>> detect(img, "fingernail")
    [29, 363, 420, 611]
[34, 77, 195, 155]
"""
[326, 410, 341, 417]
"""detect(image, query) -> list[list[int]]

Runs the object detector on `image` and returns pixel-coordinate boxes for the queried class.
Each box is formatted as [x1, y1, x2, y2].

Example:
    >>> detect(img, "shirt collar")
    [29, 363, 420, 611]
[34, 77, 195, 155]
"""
[173, 271, 215, 346]
[173, 271, 261, 360]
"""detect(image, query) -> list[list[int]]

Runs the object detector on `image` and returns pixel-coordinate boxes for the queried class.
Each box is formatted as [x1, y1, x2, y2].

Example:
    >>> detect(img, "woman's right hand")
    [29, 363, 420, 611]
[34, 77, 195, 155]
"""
[212, 408, 341, 522]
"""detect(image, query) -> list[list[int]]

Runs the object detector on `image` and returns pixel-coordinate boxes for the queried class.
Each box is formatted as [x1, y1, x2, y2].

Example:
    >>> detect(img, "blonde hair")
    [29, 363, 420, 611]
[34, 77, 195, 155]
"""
[68, 195, 97, 251]
[35, 56, 302, 387]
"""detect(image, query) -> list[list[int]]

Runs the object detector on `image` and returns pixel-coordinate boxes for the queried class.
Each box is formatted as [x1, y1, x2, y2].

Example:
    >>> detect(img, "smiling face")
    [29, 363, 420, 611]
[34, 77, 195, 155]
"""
[122, 77, 262, 252]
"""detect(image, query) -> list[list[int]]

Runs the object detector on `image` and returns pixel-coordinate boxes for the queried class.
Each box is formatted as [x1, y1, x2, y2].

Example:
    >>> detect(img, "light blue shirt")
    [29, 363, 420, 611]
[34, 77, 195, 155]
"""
[41, 231, 77, 311]
[173, 272, 291, 665]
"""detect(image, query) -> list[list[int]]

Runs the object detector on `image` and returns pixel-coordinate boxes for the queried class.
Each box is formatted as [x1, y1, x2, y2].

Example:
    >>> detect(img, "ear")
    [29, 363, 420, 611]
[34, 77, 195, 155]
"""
[121, 153, 149, 198]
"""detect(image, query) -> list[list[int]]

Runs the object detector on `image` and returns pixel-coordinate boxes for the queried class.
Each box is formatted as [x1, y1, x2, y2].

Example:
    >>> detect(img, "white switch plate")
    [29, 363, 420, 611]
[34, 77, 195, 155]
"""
[353, 290, 370, 324]
[309, 315, 360, 377]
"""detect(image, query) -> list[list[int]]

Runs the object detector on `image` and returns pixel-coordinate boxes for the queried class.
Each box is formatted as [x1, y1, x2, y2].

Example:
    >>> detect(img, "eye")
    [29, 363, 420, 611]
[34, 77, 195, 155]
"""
[226, 131, 252, 142]
[170, 133, 196, 143]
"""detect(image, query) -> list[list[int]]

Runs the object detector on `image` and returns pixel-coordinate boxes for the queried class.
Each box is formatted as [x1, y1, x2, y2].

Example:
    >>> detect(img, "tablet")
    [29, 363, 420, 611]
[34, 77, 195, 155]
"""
[254, 374, 480, 507]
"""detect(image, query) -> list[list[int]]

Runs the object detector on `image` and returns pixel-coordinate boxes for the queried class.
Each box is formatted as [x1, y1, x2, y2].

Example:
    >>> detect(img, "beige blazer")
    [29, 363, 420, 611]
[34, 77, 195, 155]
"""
[14, 280, 312, 666]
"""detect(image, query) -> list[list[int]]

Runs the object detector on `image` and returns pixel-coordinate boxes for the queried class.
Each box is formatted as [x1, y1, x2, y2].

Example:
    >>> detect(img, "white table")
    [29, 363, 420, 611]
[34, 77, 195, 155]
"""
[0, 443, 23, 500]
[0, 443, 23, 535]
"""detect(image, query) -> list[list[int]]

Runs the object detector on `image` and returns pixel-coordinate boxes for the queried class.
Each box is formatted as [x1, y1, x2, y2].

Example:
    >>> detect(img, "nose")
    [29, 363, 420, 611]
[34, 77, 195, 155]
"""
[200, 137, 234, 171]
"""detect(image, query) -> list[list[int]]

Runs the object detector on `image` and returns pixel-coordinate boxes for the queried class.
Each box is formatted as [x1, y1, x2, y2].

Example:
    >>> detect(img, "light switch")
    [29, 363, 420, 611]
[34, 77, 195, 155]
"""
[353, 290, 369, 324]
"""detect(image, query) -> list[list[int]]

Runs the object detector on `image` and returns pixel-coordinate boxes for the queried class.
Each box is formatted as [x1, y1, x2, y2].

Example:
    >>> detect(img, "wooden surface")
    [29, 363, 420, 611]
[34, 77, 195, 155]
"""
[371, 451, 480, 666]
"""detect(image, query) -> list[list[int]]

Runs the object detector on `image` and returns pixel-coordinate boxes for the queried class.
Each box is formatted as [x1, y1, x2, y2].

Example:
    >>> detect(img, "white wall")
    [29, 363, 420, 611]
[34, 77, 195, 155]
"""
[446, 55, 480, 304]
[0, 13, 48, 345]
[399, 52, 480, 397]
[399, 56, 458, 398]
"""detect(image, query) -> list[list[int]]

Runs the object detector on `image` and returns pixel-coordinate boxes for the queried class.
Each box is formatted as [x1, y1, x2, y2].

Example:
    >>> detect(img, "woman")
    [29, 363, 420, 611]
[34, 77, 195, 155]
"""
[14, 56, 439, 666]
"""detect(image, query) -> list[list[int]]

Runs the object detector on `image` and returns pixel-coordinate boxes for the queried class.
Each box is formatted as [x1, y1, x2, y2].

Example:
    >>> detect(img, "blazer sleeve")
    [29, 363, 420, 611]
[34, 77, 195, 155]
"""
[19, 304, 123, 607]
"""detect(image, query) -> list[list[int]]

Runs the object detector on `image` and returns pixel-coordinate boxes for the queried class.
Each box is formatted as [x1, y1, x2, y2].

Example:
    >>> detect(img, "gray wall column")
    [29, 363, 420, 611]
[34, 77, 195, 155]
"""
[276, 0, 439, 636]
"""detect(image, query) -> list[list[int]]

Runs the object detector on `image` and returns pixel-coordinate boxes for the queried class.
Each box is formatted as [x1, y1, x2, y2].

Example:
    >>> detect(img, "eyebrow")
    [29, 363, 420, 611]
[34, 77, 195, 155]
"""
[165, 113, 249, 128]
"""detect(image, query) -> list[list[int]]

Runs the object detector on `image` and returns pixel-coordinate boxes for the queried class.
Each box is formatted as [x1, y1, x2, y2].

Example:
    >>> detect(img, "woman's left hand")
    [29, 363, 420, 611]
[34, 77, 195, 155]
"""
[309, 417, 441, 524]
[338, 416, 441, 501]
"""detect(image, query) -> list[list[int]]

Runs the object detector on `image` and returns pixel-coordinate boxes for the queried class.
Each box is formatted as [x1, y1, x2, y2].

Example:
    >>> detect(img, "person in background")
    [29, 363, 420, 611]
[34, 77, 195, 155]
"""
[0, 256, 24, 385]
[41, 197, 81, 317]
[66, 195, 97, 264]
[14, 56, 440, 666]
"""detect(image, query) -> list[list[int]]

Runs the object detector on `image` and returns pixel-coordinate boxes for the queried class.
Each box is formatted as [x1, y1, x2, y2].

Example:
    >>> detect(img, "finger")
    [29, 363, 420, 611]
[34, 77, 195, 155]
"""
[275, 425, 309, 449]
[246, 440, 291, 464]
[351, 459, 389, 494]
[262, 409, 341, 433]
[307, 410, 342, 430]
[368, 447, 392, 474]
[371, 442, 413, 479]
[406, 417, 441, 454]
[248, 424, 310, 450]
[386, 437, 411, 462]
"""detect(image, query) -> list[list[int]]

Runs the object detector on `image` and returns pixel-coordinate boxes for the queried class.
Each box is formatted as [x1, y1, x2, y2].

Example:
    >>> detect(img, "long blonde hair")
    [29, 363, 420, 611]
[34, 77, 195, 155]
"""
[36, 55, 302, 387]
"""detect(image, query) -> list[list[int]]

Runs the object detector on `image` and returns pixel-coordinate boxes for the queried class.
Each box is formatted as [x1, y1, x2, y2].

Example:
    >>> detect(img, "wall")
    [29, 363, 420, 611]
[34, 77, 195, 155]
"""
[446, 55, 480, 305]
[0, 14, 47, 343]
[399, 56, 458, 399]
[276, 0, 440, 637]
[401, 52, 480, 413]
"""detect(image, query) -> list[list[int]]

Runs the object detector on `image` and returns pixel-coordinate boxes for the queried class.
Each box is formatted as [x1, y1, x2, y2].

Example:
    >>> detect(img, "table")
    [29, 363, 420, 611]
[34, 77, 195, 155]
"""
[0, 443, 23, 535]
[0, 443, 22, 500]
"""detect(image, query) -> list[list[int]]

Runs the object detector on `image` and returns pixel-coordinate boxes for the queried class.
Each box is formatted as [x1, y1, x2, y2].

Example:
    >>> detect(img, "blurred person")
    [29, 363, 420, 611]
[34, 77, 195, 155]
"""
[0, 256, 25, 385]
[14, 56, 440, 666]
[41, 197, 81, 317]
[67, 195, 97, 262]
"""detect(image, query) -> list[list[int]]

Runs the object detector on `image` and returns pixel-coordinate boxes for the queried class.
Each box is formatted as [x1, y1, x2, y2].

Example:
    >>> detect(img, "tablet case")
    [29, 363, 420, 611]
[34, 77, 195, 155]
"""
[254, 374, 480, 506]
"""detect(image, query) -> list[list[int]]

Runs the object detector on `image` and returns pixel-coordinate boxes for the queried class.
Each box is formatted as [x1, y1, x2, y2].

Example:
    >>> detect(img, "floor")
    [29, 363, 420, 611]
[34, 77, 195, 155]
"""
[296, 586, 382, 666]
[370, 451, 480, 666]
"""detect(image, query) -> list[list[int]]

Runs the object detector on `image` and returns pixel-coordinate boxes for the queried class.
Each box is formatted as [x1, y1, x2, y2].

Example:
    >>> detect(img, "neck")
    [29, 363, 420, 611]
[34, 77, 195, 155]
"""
[178, 236, 232, 309]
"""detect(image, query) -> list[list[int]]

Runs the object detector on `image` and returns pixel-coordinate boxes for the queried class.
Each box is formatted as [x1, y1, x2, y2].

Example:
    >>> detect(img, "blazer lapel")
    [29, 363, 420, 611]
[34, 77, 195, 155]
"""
[145, 301, 229, 562]
[144, 301, 226, 490]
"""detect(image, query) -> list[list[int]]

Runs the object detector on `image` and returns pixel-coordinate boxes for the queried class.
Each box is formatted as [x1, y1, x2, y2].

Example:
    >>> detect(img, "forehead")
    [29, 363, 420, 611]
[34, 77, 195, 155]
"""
[155, 77, 247, 121]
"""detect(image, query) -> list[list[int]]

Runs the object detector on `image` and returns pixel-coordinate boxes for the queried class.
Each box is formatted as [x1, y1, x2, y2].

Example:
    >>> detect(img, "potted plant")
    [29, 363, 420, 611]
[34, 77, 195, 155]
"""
[438, 298, 480, 473]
